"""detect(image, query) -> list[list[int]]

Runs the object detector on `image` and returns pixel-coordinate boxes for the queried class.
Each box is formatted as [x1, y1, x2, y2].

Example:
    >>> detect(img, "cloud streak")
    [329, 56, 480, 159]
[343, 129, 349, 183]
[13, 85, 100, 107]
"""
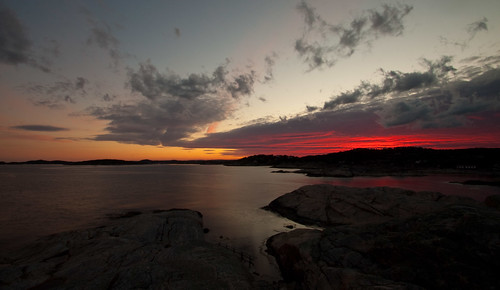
[295, 1, 413, 70]
[11, 125, 69, 132]
[26, 77, 90, 109]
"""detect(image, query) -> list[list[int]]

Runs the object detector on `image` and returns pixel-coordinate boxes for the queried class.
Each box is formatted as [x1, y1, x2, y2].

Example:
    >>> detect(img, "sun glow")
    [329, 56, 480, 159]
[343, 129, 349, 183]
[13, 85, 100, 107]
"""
[0, 137, 241, 162]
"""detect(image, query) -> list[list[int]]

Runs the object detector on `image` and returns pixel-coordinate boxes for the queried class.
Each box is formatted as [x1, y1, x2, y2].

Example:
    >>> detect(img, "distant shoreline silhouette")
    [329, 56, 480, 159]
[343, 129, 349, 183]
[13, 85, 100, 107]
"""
[2, 147, 500, 177]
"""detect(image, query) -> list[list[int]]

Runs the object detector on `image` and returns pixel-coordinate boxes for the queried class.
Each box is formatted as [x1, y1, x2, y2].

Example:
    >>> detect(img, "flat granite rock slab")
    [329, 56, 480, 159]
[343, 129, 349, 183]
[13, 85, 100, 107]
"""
[0, 209, 260, 290]
[266, 184, 500, 289]
[267, 184, 478, 227]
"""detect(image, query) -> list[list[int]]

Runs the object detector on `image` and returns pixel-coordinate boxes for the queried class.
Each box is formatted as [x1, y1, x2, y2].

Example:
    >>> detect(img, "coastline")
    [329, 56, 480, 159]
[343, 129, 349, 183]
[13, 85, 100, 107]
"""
[2, 154, 500, 288]
[264, 184, 500, 289]
[2, 183, 500, 289]
[0, 209, 271, 289]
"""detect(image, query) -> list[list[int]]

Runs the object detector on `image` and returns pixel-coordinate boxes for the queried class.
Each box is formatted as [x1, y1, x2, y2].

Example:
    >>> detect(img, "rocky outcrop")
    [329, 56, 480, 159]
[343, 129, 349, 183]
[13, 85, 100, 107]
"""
[0, 209, 259, 289]
[267, 204, 500, 289]
[267, 184, 477, 227]
[266, 185, 500, 289]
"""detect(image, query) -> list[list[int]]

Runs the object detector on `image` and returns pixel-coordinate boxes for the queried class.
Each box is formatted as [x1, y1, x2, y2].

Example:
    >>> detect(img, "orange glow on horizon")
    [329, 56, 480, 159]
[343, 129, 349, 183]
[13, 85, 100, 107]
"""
[205, 129, 500, 157]
[2, 125, 500, 162]
[0, 137, 243, 162]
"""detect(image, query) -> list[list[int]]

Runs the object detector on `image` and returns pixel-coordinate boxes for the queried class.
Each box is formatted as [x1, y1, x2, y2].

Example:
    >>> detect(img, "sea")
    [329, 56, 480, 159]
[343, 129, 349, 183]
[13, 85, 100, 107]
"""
[1, 164, 499, 280]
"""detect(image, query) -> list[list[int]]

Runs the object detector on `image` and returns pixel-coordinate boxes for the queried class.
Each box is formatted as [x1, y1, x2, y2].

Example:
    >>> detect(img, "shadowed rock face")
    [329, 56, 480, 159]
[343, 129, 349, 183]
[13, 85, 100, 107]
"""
[485, 194, 500, 209]
[267, 184, 476, 227]
[267, 205, 500, 289]
[266, 185, 500, 289]
[0, 209, 257, 289]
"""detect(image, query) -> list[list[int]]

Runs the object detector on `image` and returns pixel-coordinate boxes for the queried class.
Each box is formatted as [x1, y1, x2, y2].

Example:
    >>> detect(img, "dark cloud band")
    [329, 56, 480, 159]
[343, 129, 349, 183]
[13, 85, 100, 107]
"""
[179, 54, 500, 154]
[11, 125, 69, 132]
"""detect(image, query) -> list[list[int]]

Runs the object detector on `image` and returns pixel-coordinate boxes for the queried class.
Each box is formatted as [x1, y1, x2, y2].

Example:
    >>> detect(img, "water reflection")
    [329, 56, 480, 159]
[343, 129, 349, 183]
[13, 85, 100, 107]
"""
[320, 174, 499, 201]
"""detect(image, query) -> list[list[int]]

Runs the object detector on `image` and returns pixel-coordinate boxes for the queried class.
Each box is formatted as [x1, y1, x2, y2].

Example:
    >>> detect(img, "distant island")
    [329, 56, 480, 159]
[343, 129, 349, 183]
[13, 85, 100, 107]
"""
[228, 147, 500, 176]
[2, 147, 500, 177]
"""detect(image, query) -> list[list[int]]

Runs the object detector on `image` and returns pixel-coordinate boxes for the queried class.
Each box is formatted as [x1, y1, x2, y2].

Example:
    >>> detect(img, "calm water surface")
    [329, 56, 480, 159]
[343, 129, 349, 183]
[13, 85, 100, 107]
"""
[1, 164, 498, 280]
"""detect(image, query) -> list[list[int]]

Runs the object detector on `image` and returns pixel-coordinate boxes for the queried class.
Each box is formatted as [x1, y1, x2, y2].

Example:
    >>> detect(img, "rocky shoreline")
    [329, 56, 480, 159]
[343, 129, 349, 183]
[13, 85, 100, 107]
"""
[286, 167, 491, 178]
[0, 209, 269, 289]
[232, 148, 500, 178]
[265, 185, 500, 289]
[2, 186, 499, 289]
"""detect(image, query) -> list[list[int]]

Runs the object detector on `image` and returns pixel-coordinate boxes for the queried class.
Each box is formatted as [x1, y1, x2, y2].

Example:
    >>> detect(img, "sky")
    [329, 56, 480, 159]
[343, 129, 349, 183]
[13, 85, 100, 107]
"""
[1, 0, 500, 161]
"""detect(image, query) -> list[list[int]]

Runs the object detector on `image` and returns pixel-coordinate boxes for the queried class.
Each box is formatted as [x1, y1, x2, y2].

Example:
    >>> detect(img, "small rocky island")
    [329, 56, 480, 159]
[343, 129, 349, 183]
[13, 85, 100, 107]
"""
[265, 184, 500, 289]
[0, 209, 262, 289]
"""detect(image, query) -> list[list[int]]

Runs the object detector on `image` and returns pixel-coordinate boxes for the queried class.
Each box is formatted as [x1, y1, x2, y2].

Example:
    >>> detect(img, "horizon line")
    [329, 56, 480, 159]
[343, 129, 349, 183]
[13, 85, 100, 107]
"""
[2, 146, 499, 164]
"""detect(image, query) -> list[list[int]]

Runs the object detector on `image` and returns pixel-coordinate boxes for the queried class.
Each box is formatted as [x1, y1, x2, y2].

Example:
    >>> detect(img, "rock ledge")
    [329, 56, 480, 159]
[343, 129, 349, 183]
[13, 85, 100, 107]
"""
[0, 209, 259, 289]
[267, 184, 476, 227]
[266, 185, 500, 289]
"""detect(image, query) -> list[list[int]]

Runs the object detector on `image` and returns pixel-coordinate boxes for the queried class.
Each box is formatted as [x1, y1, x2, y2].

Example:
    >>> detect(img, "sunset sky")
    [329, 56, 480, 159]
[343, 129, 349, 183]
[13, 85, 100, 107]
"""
[1, 0, 500, 161]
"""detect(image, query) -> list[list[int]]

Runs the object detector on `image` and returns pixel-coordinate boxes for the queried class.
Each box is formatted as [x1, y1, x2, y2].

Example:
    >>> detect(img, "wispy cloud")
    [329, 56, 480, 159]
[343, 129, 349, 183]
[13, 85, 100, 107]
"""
[0, 3, 50, 72]
[263, 52, 279, 83]
[26, 77, 90, 109]
[295, 1, 413, 70]
[467, 17, 488, 41]
[296, 1, 317, 29]
[441, 17, 489, 49]
[102, 93, 116, 102]
[81, 7, 122, 69]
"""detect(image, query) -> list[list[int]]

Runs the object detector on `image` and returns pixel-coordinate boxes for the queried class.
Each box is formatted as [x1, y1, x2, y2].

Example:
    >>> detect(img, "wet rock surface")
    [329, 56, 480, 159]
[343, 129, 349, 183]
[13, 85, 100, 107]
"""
[266, 185, 500, 289]
[0, 209, 262, 289]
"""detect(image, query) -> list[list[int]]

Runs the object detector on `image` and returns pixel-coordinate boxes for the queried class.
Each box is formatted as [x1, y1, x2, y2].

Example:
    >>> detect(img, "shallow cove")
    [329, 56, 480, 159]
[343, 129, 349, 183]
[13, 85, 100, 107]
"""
[1, 164, 498, 280]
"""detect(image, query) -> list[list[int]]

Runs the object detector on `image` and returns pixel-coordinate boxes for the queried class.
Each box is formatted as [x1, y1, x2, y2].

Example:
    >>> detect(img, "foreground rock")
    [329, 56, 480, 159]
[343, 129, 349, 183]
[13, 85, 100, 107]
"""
[266, 185, 500, 289]
[484, 194, 500, 209]
[267, 184, 476, 227]
[0, 209, 259, 289]
[267, 204, 500, 289]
